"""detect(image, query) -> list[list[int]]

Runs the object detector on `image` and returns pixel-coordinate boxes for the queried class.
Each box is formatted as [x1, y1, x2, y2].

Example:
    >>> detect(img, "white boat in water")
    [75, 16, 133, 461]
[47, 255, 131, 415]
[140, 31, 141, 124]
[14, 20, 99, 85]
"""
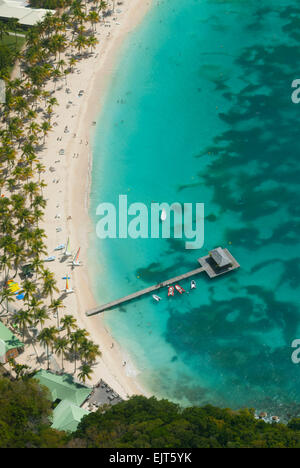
[191, 280, 196, 290]
[152, 294, 162, 302]
[160, 209, 167, 221]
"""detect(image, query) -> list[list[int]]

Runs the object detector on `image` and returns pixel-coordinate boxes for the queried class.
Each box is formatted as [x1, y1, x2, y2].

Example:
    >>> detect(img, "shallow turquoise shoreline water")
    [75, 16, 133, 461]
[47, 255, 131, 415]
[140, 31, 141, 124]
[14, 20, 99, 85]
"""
[89, 0, 300, 418]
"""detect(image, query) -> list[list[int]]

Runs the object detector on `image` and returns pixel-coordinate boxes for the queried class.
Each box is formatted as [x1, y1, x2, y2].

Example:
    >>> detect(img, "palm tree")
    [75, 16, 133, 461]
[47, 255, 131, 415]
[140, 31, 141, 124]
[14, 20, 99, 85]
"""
[0, 20, 9, 41]
[14, 309, 32, 341]
[23, 181, 39, 207]
[80, 338, 101, 364]
[98, 0, 108, 20]
[49, 298, 65, 328]
[42, 273, 59, 301]
[54, 336, 69, 370]
[87, 35, 98, 54]
[87, 11, 100, 31]
[60, 314, 77, 337]
[78, 363, 93, 383]
[37, 326, 57, 370]
[31, 257, 44, 280]
[22, 279, 37, 303]
[75, 34, 87, 55]
[0, 246, 13, 281]
[41, 121, 51, 145]
[36, 162, 46, 182]
[0, 287, 15, 317]
[33, 307, 49, 330]
[9, 359, 30, 381]
[69, 329, 89, 373]
[68, 57, 77, 73]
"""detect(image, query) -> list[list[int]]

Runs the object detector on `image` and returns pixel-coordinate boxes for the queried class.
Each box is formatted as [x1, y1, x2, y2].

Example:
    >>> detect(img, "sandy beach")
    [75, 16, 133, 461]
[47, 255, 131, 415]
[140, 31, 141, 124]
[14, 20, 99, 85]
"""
[14, 0, 154, 399]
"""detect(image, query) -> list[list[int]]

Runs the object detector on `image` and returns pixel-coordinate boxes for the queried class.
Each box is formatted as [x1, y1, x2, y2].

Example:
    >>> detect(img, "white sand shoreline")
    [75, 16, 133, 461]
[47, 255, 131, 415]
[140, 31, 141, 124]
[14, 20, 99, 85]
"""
[38, 0, 154, 398]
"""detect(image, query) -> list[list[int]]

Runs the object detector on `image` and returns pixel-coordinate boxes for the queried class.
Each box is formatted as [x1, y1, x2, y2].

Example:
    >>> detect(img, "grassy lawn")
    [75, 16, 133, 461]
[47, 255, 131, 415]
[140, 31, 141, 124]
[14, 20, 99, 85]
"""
[0, 33, 26, 76]
[1, 33, 26, 51]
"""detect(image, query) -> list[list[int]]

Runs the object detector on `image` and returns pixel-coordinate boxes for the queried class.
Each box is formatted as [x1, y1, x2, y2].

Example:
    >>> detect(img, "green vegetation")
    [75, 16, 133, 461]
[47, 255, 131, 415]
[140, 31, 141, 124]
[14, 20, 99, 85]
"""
[1, 0, 298, 451]
[0, 20, 26, 77]
[70, 396, 300, 448]
[0, 1, 113, 382]
[0, 374, 65, 447]
[29, 0, 73, 9]
[0, 373, 300, 449]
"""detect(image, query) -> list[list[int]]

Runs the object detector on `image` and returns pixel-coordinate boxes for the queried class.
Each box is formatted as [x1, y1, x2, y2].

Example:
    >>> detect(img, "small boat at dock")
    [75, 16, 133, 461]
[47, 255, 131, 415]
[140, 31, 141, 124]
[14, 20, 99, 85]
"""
[168, 286, 174, 296]
[152, 294, 162, 302]
[175, 284, 185, 294]
[191, 280, 196, 290]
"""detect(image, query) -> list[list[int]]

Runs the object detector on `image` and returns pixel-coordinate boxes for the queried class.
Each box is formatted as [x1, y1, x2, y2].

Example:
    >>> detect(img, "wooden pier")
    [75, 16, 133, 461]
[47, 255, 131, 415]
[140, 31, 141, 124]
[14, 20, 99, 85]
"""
[86, 248, 240, 317]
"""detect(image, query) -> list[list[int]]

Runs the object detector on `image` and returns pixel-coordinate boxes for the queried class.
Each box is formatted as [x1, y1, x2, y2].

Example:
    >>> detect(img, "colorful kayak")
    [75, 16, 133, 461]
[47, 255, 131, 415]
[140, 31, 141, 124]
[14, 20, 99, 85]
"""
[175, 284, 185, 294]
[7, 280, 21, 294]
[168, 286, 174, 296]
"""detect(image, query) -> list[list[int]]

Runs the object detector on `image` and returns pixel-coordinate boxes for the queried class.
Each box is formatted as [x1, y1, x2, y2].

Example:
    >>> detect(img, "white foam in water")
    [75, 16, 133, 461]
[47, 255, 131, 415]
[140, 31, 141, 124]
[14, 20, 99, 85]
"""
[122, 351, 140, 378]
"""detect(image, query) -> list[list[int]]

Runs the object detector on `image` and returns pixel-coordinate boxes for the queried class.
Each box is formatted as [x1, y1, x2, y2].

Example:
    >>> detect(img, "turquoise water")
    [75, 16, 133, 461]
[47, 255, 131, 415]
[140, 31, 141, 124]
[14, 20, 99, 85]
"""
[89, 0, 300, 419]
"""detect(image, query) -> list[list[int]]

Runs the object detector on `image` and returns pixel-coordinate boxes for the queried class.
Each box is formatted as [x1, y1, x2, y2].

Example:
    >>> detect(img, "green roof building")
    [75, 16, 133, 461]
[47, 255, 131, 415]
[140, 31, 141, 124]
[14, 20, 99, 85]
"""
[34, 370, 92, 432]
[0, 321, 24, 364]
[52, 400, 89, 433]
[34, 369, 92, 406]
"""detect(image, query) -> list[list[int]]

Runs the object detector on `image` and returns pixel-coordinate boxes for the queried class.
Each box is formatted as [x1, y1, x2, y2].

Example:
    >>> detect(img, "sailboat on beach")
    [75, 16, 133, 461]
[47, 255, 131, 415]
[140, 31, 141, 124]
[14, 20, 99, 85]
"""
[64, 237, 72, 257]
[62, 274, 74, 294]
[72, 247, 81, 266]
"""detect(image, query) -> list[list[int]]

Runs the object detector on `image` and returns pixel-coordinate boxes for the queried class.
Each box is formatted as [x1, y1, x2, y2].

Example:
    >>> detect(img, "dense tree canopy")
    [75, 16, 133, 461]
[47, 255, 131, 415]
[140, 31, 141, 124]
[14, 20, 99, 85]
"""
[0, 375, 65, 447]
[1, 375, 300, 448]
[29, 0, 72, 9]
[70, 396, 300, 449]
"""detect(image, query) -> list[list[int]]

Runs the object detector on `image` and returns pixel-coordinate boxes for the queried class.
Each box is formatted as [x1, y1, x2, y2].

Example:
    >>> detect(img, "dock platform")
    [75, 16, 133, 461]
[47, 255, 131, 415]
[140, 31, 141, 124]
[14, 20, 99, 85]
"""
[198, 248, 240, 278]
[86, 248, 240, 317]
